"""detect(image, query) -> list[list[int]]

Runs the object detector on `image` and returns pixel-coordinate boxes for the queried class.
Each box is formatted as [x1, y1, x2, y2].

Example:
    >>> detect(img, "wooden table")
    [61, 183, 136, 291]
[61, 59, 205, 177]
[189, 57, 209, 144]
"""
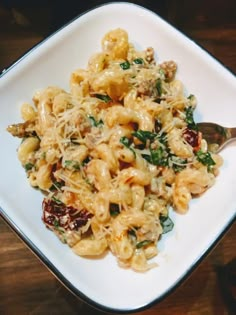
[0, 1, 235, 314]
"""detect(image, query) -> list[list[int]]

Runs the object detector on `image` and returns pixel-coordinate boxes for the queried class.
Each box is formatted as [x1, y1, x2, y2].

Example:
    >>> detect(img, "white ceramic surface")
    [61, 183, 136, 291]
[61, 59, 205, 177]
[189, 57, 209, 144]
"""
[0, 2, 235, 313]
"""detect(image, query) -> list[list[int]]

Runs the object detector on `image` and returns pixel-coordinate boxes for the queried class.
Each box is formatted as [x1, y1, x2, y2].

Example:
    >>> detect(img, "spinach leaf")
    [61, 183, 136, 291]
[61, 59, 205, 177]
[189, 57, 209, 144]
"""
[185, 106, 197, 130]
[50, 180, 64, 191]
[170, 155, 187, 173]
[120, 136, 136, 157]
[132, 130, 167, 146]
[24, 162, 34, 171]
[128, 229, 136, 238]
[156, 132, 167, 145]
[141, 154, 152, 164]
[132, 130, 157, 146]
[64, 160, 80, 170]
[160, 215, 174, 234]
[133, 58, 144, 64]
[187, 94, 195, 101]
[109, 203, 120, 217]
[120, 61, 130, 70]
[53, 219, 66, 241]
[120, 136, 131, 147]
[142, 147, 168, 166]
[94, 94, 112, 103]
[151, 147, 169, 166]
[53, 219, 60, 229]
[81, 156, 91, 166]
[88, 115, 104, 127]
[52, 196, 64, 205]
[196, 150, 215, 170]
[156, 78, 162, 96]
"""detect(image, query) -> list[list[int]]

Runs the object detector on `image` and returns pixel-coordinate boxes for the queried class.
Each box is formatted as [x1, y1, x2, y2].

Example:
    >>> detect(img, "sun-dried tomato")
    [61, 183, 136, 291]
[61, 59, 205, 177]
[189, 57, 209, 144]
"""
[42, 198, 93, 231]
[183, 128, 201, 150]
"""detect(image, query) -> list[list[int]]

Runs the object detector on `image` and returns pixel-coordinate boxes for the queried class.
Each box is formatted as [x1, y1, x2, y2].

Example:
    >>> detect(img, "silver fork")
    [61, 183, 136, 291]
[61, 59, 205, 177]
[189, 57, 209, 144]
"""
[197, 122, 236, 153]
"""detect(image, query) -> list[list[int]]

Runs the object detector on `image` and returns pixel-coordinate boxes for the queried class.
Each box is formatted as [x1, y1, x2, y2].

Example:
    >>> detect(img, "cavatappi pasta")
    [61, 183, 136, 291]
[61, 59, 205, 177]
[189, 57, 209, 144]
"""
[7, 28, 223, 271]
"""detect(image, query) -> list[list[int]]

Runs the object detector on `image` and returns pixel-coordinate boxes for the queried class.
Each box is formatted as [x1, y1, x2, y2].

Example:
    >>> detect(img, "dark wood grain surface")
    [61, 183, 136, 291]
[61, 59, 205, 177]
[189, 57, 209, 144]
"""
[0, 1, 235, 314]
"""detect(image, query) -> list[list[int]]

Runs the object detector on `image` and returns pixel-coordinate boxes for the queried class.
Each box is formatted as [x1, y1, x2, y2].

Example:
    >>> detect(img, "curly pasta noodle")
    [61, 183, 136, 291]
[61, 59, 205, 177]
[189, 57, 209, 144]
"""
[7, 28, 223, 272]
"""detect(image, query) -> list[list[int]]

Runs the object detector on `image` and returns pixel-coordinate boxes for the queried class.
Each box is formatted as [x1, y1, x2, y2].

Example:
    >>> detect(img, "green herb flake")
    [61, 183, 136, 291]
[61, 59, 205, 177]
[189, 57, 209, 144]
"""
[73, 162, 80, 171]
[133, 58, 144, 64]
[94, 94, 112, 103]
[109, 203, 120, 217]
[64, 160, 80, 170]
[84, 177, 93, 187]
[136, 240, 152, 249]
[141, 154, 152, 164]
[170, 155, 187, 173]
[120, 136, 130, 147]
[128, 229, 136, 238]
[187, 94, 194, 100]
[172, 162, 187, 172]
[88, 115, 104, 127]
[132, 130, 156, 146]
[158, 68, 166, 79]
[151, 147, 169, 166]
[160, 215, 174, 234]
[120, 61, 130, 70]
[64, 160, 72, 167]
[70, 138, 80, 144]
[132, 130, 167, 147]
[185, 106, 197, 130]
[120, 136, 136, 157]
[53, 219, 60, 228]
[53, 219, 66, 241]
[156, 78, 162, 96]
[157, 132, 167, 145]
[52, 196, 64, 205]
[196, 150, 216, 170]
[81, 156, 91, 166]
[50, 181, 64, 191]
[142, 147, 168, 167]
[24, 162, 34, 171]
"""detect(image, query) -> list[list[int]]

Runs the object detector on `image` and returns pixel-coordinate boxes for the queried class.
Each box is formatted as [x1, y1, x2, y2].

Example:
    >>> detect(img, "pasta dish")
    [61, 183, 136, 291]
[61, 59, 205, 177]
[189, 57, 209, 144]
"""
[7, 29, 223, 271]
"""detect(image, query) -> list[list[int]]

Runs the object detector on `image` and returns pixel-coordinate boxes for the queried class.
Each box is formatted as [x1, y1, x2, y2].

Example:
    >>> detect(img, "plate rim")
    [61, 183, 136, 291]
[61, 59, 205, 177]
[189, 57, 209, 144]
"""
[0, 1, 235, 313]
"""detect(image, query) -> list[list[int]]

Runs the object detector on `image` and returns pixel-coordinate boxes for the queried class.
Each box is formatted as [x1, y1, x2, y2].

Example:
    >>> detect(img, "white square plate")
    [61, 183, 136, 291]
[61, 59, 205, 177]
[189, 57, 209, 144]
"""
[0, 2, 235, 313]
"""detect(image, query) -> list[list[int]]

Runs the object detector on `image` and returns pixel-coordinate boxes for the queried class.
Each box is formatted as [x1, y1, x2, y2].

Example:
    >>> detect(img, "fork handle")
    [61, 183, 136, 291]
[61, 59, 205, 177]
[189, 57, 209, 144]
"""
[229, 127, 236, 140]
